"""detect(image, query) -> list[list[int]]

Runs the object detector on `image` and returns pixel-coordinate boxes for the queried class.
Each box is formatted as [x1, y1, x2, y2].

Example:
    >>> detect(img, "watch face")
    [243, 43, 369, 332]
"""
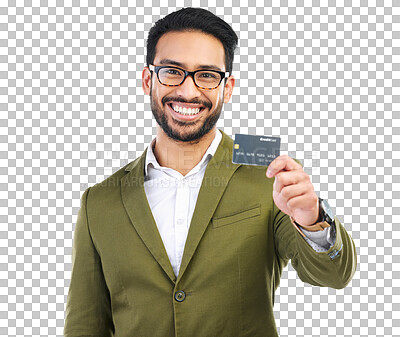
[321, 199, 334, 222]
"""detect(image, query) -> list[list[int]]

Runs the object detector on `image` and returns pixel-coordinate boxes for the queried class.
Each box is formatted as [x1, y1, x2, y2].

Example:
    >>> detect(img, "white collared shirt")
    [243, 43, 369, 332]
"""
[144, 130, 223, 277]
[143, 129, 334, 277]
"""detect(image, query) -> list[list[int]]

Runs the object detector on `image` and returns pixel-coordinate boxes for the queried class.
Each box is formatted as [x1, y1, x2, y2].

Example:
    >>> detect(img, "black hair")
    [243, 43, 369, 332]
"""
[146, 7, 238, 74]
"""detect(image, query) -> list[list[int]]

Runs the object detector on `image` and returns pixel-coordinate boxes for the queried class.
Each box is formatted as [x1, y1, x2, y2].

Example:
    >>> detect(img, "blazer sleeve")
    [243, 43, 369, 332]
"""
[272, 199, 357, 289]
[64, 187, 114, 337]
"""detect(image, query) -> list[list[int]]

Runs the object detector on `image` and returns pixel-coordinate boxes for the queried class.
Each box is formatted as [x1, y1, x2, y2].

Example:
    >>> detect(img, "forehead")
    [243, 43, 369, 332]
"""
[153, 31, 226, 71]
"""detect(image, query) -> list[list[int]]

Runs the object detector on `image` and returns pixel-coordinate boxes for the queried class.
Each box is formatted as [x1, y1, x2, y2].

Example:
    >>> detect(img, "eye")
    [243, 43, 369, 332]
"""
[199, 72, 218, 79]
[166, 69, 180, 75]
[200, 73, 216, 78]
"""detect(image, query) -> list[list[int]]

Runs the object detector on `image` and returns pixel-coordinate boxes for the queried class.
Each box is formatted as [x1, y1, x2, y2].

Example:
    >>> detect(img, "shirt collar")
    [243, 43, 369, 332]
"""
[145, 129, 223, 177]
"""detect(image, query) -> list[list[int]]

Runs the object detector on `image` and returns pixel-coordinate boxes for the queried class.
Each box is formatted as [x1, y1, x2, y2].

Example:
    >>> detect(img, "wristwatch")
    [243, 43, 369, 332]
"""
[290, 197, 335, 238]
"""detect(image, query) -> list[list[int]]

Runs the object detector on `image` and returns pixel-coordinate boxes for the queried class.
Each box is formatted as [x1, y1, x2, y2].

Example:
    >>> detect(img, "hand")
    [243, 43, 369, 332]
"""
[266, 155, 319, 227]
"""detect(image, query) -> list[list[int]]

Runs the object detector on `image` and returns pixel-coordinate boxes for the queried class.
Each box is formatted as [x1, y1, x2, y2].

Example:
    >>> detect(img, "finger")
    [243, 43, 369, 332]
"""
[287, 192, 319, 211]
[277, 183, 309, 204]
[266, 155, 302, 178]
[273, 170, 309, 194]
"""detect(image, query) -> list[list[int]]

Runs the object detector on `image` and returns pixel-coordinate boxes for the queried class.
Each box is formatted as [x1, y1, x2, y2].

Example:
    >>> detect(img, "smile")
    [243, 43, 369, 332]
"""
[169, 103, 204, 116]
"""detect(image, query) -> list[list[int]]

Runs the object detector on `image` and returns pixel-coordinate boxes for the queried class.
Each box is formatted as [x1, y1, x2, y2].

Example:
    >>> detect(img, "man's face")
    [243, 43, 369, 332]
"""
[142, 30, 235, 143]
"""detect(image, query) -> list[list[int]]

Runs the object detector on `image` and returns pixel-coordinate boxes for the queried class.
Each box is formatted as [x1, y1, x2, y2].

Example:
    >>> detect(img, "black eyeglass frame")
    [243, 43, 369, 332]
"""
[148, 64, 230, 90]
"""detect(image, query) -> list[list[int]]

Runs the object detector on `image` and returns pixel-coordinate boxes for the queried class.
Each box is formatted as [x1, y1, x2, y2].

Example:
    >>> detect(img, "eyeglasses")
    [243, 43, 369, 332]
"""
[149, 64, 230, 90]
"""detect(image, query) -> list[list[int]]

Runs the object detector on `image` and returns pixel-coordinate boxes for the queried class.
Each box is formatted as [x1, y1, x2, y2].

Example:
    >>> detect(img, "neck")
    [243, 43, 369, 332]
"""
[152, 128, 218, 176]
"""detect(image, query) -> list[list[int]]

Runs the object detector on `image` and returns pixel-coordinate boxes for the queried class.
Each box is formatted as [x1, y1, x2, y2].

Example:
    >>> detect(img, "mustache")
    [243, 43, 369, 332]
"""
[162, 96, 212, 110]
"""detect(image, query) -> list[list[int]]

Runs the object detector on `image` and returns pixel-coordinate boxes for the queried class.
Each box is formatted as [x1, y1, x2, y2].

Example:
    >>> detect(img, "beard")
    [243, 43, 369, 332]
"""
[150, 88, 223, 144]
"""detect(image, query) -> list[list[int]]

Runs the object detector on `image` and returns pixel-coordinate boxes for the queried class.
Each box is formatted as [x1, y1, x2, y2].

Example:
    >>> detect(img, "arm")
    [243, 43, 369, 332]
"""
[64, 187, 114, 337]
[267, 155, 357, 288]
[273, 204, 357, 289]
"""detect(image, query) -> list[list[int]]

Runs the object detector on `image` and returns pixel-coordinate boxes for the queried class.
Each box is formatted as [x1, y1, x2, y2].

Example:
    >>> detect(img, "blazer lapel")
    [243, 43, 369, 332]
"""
[177, 130, 241, 283]
[121, 150, 176, 283]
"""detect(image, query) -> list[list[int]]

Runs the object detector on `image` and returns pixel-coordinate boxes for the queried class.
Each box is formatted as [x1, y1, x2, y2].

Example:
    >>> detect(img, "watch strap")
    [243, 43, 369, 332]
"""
[290, 216, 331, 238]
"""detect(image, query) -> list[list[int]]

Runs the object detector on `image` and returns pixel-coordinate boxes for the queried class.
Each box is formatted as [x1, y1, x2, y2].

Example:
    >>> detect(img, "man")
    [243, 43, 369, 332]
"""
[64, 7, 357, 337]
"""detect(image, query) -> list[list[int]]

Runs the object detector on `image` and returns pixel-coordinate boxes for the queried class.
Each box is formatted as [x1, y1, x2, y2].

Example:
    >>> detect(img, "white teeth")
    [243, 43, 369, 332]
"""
[172, 104, 201, 116]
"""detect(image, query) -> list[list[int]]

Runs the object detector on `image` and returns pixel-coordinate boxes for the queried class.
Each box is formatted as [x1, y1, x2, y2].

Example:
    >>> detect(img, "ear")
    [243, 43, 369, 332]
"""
[142, 66, 152, 96]
[223, 75, 235, 103]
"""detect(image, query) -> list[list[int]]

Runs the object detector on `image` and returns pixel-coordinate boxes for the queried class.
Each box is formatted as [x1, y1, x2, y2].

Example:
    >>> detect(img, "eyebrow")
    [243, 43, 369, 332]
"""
[158, 59, 223, 72]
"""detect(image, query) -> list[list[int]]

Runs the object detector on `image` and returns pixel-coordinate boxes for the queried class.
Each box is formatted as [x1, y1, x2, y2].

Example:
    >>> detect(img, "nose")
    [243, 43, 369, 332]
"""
[175, 74, 201, 99]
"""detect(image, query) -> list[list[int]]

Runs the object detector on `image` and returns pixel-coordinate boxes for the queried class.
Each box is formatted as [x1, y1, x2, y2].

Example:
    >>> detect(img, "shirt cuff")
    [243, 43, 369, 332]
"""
[299, 222, 337, 252]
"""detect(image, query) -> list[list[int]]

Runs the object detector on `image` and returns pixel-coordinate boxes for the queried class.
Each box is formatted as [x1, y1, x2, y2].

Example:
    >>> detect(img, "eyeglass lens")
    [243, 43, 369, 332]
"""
[158, 67, 222, 88]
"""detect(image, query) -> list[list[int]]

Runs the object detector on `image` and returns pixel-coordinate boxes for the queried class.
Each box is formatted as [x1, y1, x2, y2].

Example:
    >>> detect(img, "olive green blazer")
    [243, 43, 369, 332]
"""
[64, 129, 357, 337]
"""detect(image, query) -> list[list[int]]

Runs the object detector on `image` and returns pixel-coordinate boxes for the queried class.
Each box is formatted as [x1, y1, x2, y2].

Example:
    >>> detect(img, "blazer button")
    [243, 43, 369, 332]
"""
[174, 290, 186, 302]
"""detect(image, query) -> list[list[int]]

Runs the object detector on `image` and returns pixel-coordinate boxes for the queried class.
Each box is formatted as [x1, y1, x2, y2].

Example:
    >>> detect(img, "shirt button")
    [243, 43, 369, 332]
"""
[174, 290, 186, 302]
[176, 218, 184, 225]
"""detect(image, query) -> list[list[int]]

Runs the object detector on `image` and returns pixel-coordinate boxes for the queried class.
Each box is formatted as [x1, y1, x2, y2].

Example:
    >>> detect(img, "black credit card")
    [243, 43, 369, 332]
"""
[232, 134, 281, 166]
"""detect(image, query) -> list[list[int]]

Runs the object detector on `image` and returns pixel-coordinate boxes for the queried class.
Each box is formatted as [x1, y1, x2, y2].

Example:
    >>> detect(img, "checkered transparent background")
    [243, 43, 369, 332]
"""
[1, 0, 399, 336]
